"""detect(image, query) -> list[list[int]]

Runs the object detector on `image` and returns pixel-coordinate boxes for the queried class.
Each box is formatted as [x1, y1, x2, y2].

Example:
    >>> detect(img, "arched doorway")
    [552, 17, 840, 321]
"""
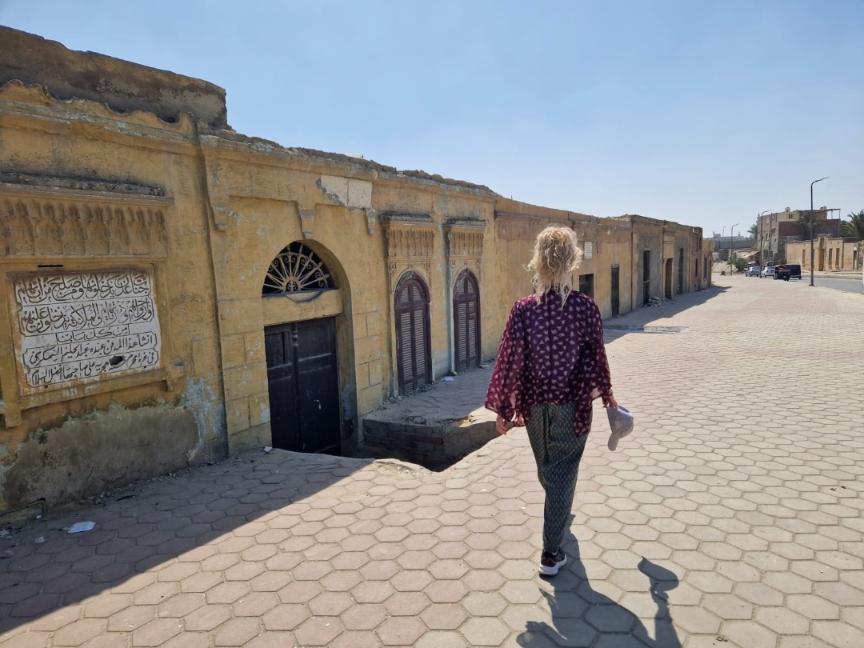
[453, 269, 481, 372]
[262, 242, 341, 454]
[394, 273, 431, 394]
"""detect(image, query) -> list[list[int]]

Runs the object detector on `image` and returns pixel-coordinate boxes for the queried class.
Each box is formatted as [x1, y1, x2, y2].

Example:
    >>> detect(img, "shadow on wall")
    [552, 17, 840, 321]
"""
[517, 531, 682, 648]
[0, 449, 376, 636]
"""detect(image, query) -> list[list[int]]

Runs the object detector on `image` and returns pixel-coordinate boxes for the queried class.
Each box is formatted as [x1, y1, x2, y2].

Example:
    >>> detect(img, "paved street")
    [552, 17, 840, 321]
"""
[2, 275, 863, 648]
[808, 276, 863, 295]
[745, 273, 863, 294]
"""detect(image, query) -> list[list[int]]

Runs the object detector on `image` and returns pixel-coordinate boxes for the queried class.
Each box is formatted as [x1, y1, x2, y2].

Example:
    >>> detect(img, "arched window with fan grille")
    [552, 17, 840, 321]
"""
[453, 269, 480, 372]
[262, 242, 335, 296]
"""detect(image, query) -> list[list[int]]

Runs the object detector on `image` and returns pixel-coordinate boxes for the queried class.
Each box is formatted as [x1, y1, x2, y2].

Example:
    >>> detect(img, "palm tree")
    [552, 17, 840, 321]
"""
[797, 210, 819, 241]
[840, 210, 864, 240]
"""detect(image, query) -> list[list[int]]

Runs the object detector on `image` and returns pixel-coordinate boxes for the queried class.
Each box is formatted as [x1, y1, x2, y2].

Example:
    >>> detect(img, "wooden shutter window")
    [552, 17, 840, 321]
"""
[453, 270, 480, 372]
[394, 274, 431, 394]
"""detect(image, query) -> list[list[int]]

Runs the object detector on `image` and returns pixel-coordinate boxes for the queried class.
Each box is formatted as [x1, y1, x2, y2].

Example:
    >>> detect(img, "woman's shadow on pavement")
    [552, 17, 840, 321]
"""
[516, 525, 683, 648]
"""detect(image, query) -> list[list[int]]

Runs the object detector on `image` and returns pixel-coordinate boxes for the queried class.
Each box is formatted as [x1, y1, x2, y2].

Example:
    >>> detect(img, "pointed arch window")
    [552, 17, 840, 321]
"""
[263, 242, 335, 296]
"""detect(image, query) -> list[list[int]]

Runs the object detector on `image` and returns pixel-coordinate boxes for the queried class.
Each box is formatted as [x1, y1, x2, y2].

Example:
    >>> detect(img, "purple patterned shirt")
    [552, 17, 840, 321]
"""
[485, 290, 613, 435]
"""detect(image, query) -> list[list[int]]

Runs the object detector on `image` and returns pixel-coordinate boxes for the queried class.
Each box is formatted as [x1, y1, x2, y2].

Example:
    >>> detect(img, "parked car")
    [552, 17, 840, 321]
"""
[745, 263, 760, 277]
[776, 264, 802, 281]
[760, 265, 775, 278]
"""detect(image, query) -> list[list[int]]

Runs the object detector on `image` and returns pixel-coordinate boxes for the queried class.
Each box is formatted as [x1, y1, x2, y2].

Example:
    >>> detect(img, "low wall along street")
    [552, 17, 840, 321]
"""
[0, 26, 712, 514]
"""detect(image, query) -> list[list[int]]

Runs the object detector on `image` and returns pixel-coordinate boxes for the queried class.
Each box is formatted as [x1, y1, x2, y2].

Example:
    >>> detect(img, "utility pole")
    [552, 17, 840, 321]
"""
[729, 223, 739, 273]
[810, 177, 828, 287]
[758, 210, 770, 265]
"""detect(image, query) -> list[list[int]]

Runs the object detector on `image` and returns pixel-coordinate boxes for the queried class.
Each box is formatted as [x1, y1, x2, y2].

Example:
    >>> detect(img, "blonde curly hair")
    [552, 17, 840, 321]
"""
[527, 225, 584, 302]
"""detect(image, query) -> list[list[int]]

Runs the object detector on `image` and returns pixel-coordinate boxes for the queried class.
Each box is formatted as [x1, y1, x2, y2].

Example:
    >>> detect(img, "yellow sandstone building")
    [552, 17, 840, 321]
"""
[0, 28, 711, 514]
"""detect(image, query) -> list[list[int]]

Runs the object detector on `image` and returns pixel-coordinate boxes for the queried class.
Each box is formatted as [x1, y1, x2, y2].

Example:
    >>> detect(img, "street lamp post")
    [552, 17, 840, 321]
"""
[758, 210, 770, 265]
[729, 223, 739, 273]
[809, 176, 828, 287]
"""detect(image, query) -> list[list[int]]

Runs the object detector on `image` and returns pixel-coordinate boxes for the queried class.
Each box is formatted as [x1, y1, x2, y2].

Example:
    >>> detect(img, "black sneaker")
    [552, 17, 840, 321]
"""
[539, 549, 567, 576]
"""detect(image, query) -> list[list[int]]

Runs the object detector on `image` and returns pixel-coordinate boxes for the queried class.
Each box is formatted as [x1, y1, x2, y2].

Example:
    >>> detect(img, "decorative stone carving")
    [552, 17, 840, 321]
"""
[11, 269, 162, 395]
[383, 212, 436, 290]
[445, 218, 485, 278]
[0, 177, 171, 258]
[446, 218, 485, 258]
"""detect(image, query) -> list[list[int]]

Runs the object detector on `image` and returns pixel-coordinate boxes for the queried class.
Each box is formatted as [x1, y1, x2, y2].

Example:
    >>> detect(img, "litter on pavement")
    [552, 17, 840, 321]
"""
[66, 521, 96, 534]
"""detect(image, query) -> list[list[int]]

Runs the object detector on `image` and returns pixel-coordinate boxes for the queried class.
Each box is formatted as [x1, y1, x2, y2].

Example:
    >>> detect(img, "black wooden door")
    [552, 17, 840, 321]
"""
[665, 258, 673, 299]
[265, 318, 340, 454]
[611, 265, 620, 316]
[395, 274, 431, 394]
[642, 250, 651, 306]
[453, 270, 480, 372]
[578, 273, 594, 298]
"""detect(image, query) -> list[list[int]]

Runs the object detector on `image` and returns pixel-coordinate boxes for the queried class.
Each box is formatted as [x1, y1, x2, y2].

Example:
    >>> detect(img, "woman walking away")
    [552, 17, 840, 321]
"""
[485, 225, 617, 577]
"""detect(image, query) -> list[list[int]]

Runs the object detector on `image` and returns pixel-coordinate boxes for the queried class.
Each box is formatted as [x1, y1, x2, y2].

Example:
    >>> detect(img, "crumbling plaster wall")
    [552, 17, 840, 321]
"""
[0, 82, 225, 513]
[0, 26, 227, 128]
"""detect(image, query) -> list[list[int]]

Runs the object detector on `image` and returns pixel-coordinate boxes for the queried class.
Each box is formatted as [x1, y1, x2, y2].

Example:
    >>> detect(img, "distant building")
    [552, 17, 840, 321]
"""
[756, 208, 841, 264]
[710, 234, 753, 251]
[786, 237, 863, 272]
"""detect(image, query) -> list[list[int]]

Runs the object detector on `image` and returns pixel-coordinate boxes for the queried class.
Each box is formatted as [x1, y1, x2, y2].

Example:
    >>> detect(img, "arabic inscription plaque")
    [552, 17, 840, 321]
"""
[12, 270, 162, 393]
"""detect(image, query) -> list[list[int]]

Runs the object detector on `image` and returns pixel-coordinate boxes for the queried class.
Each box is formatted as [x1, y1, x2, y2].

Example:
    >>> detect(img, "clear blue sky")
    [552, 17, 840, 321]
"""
[3, 0, 862, 235]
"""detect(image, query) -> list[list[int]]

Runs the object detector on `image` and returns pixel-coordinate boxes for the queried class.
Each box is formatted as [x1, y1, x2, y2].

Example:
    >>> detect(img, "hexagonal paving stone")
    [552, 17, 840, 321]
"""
[464, 592, 508, 617]
[205, 581, 250, 605]
[213, 617, 261, 646]
[352, 581, 395, 604]
[262, 603, 307, 631]
[52, 619, 106, 647]
[787, 594, 840, 620]
[429, 559, 470, 580]
[421, 603, 468, 630]
[309, 592, 353, 616]
[460, 617, 511, 646]
[278, 581, 322, 604]
[340, 603, 388, 631]
[812, 621, 864, 648]
[107, 606, 156, 633]
[722, 619, 779, 647]
[293, 617, 344, 646]
[376, 616, 426, 646]
[182, 605, 233, 632]
[584, 604, 636, 633]
[425, 580, 469, 604]
[501, 581, 542, 604]
[131, 618, 183, 647]
[702, 593, 753, 620]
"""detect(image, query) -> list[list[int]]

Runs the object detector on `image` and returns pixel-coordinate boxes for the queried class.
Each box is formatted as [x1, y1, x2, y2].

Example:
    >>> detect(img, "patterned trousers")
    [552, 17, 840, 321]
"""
[526, 402, 590, 554]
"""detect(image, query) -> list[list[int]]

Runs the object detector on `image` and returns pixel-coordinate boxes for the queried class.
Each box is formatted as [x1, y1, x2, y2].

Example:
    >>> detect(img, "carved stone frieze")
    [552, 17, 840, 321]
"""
[445, 218, 485, 281]
[383, 213, 435, 261]
[382, 213, 436, 291]
[0, 178, 171, 258]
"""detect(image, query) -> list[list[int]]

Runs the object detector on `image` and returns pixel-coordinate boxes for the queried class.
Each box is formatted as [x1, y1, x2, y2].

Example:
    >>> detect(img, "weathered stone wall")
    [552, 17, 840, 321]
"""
[0, 32, 708, 514]
[492, 198, 637, 320]
[0, 82, 225, 513]
[0, 27, 227, 128]
[786, 238, 862, 271]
